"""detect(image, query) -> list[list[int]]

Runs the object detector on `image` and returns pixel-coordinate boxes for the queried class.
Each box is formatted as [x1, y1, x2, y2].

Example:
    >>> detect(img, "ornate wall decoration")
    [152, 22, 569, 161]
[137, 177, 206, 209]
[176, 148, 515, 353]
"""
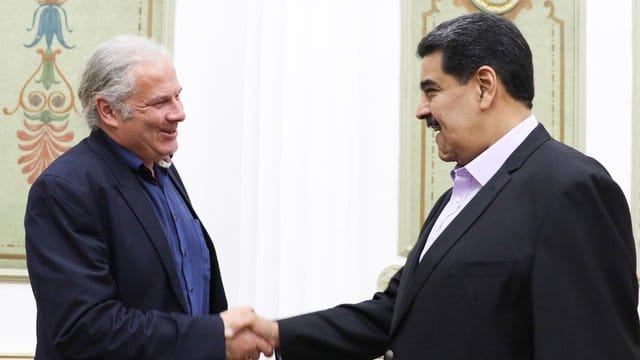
[398, 0, 585, 255]
[0, 0, 175, 278]
[4, 0, 78, 185]
[469, 0, 521, 14]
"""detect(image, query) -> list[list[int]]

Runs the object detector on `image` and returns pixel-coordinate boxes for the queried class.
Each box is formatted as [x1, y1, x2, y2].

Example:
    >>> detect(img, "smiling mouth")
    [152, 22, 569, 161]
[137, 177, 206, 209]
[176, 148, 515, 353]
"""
[426, 116, 441, 131]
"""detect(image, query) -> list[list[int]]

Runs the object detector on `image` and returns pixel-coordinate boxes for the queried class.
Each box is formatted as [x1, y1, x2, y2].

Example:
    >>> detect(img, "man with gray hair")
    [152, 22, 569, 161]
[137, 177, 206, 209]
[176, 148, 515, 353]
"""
[25, 35, 271, 360]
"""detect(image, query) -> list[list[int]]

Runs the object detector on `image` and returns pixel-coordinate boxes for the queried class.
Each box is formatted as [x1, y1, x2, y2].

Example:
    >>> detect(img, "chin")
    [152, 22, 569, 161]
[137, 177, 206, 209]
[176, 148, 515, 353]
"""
[437, 152, 455, 163]
[161, 144, 178, 155]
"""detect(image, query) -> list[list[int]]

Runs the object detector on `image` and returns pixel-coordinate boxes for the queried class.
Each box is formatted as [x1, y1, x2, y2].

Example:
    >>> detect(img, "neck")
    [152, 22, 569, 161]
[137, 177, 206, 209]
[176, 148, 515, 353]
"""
[485, 99, 532, 142]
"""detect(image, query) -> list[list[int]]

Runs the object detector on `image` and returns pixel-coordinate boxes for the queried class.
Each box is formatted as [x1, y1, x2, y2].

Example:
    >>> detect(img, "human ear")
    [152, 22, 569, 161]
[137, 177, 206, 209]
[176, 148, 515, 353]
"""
[475, 66, 497, 110]
[95, 97, 120, 129]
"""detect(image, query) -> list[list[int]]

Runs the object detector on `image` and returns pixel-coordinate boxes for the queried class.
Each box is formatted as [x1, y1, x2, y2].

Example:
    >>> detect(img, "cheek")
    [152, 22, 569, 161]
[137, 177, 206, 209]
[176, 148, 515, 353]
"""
[431, 98, 454, 122]
[436, 102, 470, 130]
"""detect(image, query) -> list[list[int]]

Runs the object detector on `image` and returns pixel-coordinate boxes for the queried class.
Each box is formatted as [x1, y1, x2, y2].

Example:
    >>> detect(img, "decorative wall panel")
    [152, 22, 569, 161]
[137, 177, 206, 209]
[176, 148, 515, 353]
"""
[0, 0, 175, 278]
[398, 0, 585, 255]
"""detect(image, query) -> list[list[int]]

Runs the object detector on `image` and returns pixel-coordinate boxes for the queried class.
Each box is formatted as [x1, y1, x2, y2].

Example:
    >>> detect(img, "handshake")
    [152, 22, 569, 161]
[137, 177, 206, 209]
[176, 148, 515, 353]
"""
[220, 307, 280, 360]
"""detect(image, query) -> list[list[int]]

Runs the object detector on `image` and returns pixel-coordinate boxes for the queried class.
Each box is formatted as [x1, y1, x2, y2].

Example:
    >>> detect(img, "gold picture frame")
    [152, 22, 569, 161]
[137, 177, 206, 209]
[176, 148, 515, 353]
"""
[0, 0, 175, 280]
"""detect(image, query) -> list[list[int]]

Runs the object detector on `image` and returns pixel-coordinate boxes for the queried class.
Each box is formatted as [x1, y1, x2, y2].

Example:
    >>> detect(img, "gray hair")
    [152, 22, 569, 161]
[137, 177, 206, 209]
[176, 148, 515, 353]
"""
[77, 35, 172, 130]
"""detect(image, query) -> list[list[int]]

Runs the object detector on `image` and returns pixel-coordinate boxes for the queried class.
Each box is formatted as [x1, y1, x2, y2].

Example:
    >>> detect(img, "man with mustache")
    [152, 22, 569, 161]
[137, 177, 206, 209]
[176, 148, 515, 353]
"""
[24, 35, 272, 360]
[239, 12, 640, 359]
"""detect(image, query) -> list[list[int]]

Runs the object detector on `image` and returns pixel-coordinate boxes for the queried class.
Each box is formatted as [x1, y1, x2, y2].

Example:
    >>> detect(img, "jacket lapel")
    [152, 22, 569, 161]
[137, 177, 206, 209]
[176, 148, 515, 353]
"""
[87, 130, 190, 312]
[389, 124, 551, 336]
[390, 190, 450, 333]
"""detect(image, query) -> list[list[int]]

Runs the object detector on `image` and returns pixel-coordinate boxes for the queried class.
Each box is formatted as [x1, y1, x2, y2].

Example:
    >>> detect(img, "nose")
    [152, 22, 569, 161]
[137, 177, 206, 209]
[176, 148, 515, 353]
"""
[167, 98, 185, 122]
[415, 99, 431, 121]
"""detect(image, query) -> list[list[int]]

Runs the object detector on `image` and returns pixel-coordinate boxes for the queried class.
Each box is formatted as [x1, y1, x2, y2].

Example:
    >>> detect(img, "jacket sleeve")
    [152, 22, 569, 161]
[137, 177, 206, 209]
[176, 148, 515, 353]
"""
[531, 169, 640, 359]
[276, 190, 452, 360]
[25, 174, 226, 360]
[277, 266, 401, 360]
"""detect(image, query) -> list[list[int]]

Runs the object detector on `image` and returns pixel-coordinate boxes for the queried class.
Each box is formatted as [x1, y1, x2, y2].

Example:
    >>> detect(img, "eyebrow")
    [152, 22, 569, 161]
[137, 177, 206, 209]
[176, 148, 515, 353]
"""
[148, 87, 183, 104]
[419, 79, 439, 91]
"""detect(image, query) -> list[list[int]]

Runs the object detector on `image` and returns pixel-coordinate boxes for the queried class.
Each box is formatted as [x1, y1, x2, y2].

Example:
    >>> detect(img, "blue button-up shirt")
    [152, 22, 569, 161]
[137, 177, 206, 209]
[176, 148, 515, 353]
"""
[108, 138, 211, 316]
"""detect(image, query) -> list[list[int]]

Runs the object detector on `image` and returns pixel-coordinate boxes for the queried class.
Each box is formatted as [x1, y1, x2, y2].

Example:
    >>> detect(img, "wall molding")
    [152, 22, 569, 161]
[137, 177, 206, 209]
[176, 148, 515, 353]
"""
[398, 0, 586, 256]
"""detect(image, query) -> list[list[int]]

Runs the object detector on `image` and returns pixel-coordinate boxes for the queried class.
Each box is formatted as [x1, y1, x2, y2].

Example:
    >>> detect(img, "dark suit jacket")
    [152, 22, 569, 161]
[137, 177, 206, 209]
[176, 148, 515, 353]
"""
[25, 130, 228, 359]
[278, 125, 640, 359]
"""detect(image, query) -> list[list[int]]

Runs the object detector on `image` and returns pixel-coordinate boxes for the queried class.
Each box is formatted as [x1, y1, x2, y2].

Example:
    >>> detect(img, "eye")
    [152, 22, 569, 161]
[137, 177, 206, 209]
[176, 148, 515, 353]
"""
[423, 88, 438, 100]
[149, 98, 170, 109]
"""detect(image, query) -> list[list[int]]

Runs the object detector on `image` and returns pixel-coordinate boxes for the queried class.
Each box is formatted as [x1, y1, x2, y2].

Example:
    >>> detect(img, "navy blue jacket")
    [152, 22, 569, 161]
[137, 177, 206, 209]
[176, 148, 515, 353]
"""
[25, 129, 228, 359]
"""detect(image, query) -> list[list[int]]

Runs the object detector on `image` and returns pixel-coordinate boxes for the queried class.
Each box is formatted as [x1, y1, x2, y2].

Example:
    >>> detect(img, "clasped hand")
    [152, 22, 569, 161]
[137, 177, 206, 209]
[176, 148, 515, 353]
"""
[220, 307, 279, 360]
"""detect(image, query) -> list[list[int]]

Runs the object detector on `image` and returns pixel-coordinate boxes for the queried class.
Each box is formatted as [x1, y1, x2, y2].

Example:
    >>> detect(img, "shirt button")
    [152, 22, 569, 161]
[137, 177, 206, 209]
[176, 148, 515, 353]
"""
[189, 286, 194, 293]
[454, 196, 461, 203]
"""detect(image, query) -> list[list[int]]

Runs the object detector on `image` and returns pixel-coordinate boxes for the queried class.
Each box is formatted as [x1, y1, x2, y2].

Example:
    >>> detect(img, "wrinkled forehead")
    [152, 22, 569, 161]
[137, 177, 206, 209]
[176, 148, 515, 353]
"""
[129, 59, 180, 95]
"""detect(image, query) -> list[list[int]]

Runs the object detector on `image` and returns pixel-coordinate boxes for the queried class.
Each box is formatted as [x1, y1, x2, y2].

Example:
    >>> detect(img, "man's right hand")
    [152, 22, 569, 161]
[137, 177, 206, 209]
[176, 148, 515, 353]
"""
[225, 328, 272, 360]
[221, 307, 278, 359]
[220, 306, 280, 358]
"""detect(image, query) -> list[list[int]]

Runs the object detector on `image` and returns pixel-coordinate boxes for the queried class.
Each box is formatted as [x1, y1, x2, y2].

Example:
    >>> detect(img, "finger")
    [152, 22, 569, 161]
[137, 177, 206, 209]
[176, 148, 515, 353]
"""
[250, 316, 269, 335]
[254, 334, 274, 357]
[248, 349, 260, 360]
[251, 317, 279, 347]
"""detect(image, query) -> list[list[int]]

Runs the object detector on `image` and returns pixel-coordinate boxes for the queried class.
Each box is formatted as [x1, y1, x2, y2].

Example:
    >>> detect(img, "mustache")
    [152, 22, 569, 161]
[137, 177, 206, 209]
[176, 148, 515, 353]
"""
[425, 116, 440, 130]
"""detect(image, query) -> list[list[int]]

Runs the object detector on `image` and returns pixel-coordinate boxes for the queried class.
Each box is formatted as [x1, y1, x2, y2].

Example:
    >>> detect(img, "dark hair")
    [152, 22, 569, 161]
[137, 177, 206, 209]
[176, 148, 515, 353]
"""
[417, 12, 534, 108]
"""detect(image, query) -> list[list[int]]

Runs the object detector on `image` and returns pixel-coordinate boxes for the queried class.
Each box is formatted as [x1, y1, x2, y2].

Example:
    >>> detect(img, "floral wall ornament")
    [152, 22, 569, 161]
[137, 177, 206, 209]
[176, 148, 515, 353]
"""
[3, 0, 77, 184]
[0, 0, 173, 275]
[468, 0, 521, 14]
[25, 0, 74, 50]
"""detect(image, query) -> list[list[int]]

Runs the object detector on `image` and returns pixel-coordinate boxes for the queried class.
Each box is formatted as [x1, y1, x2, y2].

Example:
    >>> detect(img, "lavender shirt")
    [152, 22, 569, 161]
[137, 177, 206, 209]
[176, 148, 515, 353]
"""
[419, 114, 539, 261]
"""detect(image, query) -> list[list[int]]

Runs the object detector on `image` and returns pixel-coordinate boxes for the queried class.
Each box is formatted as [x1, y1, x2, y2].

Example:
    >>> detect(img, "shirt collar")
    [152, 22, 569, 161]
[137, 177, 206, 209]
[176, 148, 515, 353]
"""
[453, 114, 538, 185]
[102, 130, 167, 183]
